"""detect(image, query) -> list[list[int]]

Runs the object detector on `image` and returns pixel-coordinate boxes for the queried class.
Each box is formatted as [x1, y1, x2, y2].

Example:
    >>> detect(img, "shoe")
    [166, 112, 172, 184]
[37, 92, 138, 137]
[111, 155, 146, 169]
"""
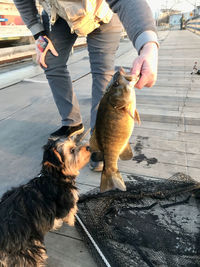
[50, 124, 84, 138]
[89, 152, 104, 172]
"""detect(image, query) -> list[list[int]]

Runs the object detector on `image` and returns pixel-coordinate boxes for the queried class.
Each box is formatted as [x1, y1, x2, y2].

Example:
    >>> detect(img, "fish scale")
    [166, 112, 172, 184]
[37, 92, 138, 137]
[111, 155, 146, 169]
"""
[90, 68, 140, 192]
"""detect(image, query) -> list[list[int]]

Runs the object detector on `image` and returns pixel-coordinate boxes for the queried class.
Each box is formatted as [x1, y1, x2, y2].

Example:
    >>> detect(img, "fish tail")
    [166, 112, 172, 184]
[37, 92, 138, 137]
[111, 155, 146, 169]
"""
[100, 169, 126, 193]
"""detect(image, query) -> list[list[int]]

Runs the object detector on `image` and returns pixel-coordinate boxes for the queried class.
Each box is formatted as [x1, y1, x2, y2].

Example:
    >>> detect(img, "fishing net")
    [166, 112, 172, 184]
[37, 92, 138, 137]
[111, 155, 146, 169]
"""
[77, 173, 200, 267]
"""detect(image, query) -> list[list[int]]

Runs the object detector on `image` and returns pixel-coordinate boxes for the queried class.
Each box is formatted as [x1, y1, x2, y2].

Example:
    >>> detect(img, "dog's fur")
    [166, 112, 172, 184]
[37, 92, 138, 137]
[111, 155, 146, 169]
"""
[0, 138, 90, 267]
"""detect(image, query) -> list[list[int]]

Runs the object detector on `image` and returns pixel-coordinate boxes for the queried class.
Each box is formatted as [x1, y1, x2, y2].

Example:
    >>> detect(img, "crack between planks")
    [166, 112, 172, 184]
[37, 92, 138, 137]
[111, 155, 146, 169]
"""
[130, 142, 200, 156]
[134, 124, 200, 136]
[49, 230, 83, 242]
[182, 75, 194, 176]
[0, 104, 33, 122]
[125, 159, 200, 169]
[77, 182, 97, 188]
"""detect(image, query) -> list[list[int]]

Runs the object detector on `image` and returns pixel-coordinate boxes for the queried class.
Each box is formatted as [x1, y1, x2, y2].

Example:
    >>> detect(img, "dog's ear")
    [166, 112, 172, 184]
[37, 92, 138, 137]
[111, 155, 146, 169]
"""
[42, 139, 64, 169]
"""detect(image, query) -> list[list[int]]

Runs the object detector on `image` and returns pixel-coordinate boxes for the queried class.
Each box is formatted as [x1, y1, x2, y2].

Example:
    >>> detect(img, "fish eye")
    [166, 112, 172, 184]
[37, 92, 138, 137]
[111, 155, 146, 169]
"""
[113, 81, 119, 87]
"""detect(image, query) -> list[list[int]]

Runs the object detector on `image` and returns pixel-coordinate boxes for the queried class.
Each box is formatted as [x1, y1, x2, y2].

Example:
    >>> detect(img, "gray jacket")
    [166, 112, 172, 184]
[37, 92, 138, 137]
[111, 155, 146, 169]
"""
[13, 0, 158, 53]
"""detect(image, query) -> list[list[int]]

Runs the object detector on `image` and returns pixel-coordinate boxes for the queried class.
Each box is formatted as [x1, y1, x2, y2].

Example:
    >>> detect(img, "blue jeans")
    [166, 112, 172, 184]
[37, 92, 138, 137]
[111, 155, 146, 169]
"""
[42, 13, 122, 130]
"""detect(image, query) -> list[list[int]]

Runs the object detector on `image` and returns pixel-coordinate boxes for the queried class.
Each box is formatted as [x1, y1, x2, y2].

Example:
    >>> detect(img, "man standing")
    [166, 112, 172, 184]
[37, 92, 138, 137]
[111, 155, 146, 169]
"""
[180, 14, 186, 30]
[13, 0, 159, 170]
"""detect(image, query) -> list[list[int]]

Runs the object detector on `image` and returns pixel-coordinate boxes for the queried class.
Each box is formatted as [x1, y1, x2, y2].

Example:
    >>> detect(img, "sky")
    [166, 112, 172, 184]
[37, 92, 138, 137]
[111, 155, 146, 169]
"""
[147, 0, 200, 14]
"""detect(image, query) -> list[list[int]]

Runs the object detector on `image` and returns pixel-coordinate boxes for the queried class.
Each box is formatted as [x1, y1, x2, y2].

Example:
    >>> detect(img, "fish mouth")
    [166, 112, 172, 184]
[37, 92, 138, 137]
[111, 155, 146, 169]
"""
[119, 68, 139, 84]
[124, 74, 134, 82]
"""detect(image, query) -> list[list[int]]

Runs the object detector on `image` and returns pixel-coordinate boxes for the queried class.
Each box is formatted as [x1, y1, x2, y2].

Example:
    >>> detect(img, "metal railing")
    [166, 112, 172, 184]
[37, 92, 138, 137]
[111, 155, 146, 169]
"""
[186, 15, 200, 35]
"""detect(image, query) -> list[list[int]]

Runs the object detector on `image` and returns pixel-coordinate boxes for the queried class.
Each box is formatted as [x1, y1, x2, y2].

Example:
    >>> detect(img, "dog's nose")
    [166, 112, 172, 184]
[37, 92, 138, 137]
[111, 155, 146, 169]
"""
[86, 146, 90, 151]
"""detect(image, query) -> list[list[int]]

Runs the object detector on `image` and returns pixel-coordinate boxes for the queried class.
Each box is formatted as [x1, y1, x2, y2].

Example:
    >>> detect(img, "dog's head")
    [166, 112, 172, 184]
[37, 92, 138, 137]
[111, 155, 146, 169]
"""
[42, 138, 90, 177]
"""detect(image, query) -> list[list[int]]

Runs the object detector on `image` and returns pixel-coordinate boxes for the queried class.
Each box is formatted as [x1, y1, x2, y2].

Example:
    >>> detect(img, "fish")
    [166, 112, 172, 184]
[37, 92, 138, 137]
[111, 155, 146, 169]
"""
[90, 68, 140, 193]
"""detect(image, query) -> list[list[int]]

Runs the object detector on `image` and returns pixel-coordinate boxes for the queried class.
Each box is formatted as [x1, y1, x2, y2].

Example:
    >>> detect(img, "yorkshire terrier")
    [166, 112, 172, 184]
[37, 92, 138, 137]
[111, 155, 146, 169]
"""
[0, 138, 90, 267]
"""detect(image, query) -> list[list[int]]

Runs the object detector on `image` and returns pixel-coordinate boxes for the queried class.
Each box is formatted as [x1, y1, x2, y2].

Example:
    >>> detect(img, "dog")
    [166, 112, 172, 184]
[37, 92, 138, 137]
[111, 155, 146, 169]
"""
[0, 138, 90, 267]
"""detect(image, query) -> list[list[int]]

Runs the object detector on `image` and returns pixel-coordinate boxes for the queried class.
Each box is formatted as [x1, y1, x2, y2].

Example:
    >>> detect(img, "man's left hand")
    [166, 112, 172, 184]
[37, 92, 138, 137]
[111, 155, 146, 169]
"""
[35, 35, 58, 68]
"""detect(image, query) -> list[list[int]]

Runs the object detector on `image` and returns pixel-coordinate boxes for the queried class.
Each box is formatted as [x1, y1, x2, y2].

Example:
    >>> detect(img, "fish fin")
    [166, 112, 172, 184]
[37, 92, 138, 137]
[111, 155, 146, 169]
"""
[100, 169, 126, 193]
[89, 128, 99, 152]
[134, 109, 141, 125]
[119, 143, 133, 160]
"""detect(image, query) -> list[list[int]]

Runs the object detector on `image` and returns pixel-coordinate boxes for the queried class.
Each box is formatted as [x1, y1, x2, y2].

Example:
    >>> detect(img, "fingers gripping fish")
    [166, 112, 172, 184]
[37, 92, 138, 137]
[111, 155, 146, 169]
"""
[90, 68, 140, 192]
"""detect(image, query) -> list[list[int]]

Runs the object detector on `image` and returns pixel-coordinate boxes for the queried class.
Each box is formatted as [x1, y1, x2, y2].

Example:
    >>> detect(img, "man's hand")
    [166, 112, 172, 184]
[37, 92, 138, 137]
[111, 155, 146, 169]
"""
[131, 42, 158, 89]
[35, 35, 58, 68]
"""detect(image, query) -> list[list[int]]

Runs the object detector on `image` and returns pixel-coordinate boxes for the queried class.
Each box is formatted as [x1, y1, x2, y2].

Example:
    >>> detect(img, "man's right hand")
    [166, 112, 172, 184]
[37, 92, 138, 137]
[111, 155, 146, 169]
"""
[35, 35, 58, 68]
[131, 42, 158, 89]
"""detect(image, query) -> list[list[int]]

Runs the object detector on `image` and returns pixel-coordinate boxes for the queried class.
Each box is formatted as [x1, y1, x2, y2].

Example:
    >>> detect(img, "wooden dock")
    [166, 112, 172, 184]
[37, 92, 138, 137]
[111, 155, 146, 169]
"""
[0, 29, 200, 266]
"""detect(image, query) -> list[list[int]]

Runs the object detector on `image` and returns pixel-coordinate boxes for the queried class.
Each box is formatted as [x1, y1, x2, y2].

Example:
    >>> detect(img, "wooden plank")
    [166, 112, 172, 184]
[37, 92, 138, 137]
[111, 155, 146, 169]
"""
[133, 126, 200, 143]
[45, 232, 97, 267]
[130, 134, 200, 154]
[119, 161, 190, 181]
[52, 223, 83, 240]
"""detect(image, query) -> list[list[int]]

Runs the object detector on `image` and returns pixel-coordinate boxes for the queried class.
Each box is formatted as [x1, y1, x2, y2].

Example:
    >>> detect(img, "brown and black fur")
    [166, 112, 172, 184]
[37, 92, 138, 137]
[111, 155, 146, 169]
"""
[0, 138, 90, 267]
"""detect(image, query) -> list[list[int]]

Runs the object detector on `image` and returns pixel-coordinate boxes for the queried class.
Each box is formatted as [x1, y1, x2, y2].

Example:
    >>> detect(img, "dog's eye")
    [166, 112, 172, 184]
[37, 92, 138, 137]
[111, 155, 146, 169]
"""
[113, 81, 119, 87]
[70, 148, 75, 154]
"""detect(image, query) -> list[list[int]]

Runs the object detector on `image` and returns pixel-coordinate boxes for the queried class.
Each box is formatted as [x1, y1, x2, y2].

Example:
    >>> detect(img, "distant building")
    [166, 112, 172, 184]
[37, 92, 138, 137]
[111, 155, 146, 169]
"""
[169, 12, 192, 26]
[0, 0, 41, 40]
[158, 9, 180, 24]
[0, 0, 23, 26]
[169, 14, 182, 26]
